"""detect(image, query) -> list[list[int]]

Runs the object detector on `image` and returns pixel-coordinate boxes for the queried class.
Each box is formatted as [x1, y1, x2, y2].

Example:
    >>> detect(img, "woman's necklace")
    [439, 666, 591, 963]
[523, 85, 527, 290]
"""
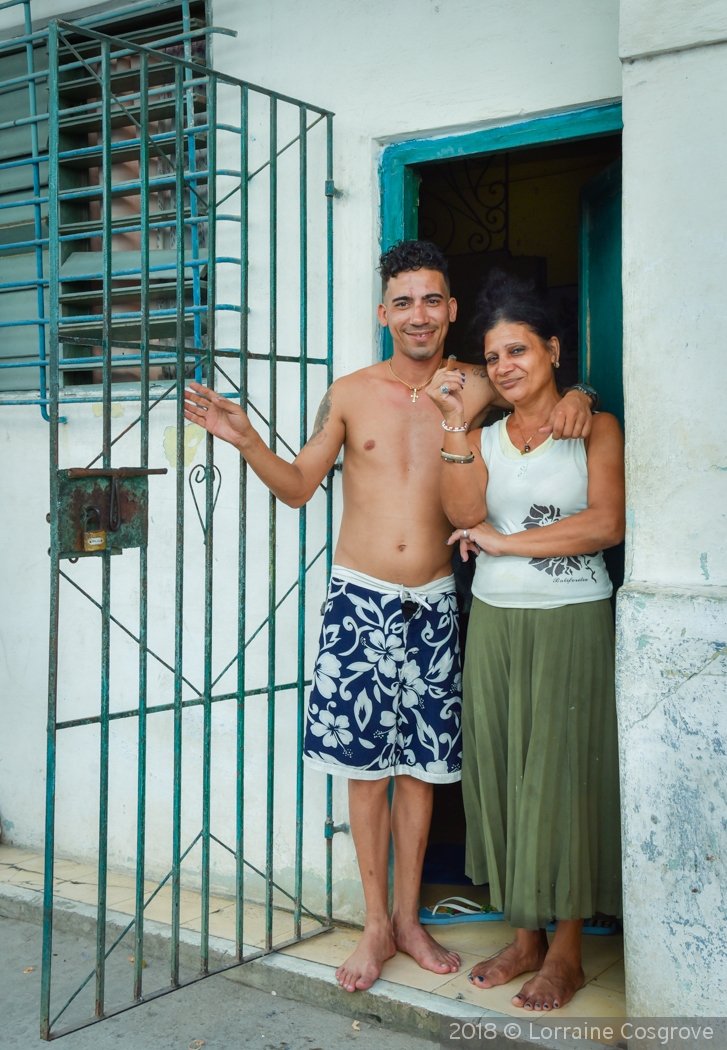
[512, 416, 548, 454]
[388, 359, 439, 402]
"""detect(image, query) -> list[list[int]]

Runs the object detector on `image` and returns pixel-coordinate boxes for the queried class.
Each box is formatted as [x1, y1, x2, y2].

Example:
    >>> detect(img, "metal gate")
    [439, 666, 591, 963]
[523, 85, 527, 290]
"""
[0, 7, 335, 1038]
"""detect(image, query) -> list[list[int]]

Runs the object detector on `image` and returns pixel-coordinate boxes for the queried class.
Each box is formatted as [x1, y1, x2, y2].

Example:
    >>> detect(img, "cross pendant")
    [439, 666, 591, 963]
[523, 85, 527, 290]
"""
[411, 390, 418, 402]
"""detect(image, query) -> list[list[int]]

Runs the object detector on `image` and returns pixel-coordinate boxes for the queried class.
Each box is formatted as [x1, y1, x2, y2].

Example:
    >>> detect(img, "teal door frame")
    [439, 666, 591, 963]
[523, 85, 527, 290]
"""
[378, 100, 623, 358]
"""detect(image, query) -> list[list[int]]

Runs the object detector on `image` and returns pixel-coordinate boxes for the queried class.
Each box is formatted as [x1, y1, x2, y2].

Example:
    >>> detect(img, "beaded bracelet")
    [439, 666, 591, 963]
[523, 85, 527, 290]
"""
[441, 419, 468, 433]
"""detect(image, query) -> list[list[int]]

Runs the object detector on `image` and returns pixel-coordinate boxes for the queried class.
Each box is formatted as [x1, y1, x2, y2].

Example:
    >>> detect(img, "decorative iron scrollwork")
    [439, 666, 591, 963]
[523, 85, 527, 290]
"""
[188, 463, 222, 541]
[419, 155, 509, 254]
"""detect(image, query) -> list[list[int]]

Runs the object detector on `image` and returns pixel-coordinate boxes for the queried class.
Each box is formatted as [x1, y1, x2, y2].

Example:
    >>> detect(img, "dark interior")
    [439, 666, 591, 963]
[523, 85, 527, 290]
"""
[416, 133, 623, 902]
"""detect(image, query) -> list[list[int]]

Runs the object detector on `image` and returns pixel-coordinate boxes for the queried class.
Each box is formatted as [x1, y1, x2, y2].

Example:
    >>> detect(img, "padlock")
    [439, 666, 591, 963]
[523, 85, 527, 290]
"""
[83, 506, 107, 552]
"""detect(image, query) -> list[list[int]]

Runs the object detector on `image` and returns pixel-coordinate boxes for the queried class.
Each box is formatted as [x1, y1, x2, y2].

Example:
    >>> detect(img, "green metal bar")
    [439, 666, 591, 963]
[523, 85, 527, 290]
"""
[57, 534, 329, 714]
[50, 831, 203, 1031]
[209, 834, 326, 925]
[55, 682, 313, 731]
[40, 19, 61, 1041]
[265, 93, 278, 953]
[133, 48, 150, 1004]
[200, 71, 218, 976]
[55, 30, 184, 187]
[245, 113, 326, 184]
[94, 36, 114, 1021]
[210, 543, 327, 690]
[53, 20, 333, 114]
[47, 925, 329, 1043]
[23, 0, 50, 422]
[325, 113, 334, 926]
[30, 16, 336, 1036]
[84, 363, 202, 470]
[57, 569, 202, 696]
[181, 0, 204, 377]
[214, 112, 325, 209]
[236, 82, 249, 963]
[171, 60, 186, 988]
[294, 103, 308, 941]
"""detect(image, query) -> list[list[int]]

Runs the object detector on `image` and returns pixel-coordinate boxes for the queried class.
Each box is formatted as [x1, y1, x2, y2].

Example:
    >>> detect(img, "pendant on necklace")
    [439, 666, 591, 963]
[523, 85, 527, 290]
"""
[522, 444, 531, 454]
[411, 390, 419, 402]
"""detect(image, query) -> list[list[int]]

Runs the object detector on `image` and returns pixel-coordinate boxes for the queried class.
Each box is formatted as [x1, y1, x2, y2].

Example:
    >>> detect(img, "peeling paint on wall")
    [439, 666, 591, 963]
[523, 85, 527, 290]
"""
[617, 584, 727, 1014]
[163, 424, 204, 468]
[700, 553, 710, 580]
[92, 402, 124, 418]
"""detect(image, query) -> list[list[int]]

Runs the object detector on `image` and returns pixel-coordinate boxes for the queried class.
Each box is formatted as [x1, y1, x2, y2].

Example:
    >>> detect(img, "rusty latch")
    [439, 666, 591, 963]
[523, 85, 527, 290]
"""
[54, 467, 168, 559]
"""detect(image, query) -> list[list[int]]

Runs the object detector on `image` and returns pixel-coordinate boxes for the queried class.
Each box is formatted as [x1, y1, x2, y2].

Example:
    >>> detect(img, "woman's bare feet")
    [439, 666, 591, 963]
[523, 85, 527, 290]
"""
[468, 930, 547, 989]
[511, 955, 585, 1011]
[335, 920, 396, 993]
[392, 915, 460, 974]
[509, 920, 585, 1010]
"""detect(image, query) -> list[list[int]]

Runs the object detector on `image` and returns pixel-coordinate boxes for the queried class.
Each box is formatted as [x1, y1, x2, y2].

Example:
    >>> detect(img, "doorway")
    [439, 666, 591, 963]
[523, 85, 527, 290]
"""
[410, 131, 624, 905]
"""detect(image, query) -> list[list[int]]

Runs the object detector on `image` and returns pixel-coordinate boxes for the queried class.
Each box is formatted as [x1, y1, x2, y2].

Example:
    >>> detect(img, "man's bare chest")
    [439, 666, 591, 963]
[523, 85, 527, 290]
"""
[344, 393, 443, 464]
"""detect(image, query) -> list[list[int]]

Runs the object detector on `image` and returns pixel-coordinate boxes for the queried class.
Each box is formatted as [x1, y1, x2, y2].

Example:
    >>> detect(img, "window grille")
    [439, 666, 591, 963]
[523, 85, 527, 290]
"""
[0, 0, 214, 404]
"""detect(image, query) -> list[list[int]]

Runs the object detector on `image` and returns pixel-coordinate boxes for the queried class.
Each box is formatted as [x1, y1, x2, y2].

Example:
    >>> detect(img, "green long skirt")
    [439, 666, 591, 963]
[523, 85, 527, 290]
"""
[462, 597, 622, 930]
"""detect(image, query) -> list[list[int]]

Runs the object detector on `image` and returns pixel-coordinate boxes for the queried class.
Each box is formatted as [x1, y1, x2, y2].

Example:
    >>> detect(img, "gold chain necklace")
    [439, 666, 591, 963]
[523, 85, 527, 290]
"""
[388, 358, 440, 403]
[512, 417, 548, 454]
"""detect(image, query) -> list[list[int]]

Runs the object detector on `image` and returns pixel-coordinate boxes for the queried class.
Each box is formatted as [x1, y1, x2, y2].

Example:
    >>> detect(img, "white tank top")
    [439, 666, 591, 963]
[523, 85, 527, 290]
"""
[471, 417, 613, 610]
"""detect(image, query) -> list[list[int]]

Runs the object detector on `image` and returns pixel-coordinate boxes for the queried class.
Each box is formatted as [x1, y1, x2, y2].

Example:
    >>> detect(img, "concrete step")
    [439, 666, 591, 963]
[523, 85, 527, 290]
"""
[0, 879, 613, 1050]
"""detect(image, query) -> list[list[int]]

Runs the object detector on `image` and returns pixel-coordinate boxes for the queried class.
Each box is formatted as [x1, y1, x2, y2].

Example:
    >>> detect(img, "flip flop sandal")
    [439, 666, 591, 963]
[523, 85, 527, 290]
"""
[419, 896, 505, 925]
[545, 917, 620, 936]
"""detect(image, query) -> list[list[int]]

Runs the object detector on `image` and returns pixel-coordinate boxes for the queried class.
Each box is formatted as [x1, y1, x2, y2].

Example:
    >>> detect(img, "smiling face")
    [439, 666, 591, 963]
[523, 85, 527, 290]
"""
[484, 320, 560, 403]
[377, 268, 457, 361]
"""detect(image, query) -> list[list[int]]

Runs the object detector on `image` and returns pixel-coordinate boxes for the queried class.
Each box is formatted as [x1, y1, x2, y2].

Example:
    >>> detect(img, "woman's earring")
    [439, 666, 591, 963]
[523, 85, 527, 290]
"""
[554, 361, 560, 369]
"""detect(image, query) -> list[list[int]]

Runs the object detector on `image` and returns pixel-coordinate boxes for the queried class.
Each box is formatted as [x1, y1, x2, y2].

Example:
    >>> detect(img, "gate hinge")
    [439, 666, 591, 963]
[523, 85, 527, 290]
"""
[325, 180, 342, 198]
[325, 817, 350, 839]
[326, 459, 342, 478]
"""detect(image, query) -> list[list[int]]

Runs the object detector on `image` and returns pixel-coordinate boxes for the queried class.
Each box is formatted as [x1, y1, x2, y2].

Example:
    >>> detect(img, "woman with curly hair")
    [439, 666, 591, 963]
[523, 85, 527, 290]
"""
[425, 271, 624, 1012]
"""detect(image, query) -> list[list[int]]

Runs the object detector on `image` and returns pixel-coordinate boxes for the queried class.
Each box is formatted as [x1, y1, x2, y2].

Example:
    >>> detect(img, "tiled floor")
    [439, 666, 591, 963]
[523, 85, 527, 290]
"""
[0, 846, 626, 1021]
[0, 845, 320, 950]
[281, 916, 626, 1021]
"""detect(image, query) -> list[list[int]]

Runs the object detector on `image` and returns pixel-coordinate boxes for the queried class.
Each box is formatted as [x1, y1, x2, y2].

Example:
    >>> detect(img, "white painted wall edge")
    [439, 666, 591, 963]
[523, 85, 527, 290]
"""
[373, 97, 624, 148]
[621, 33, 727, 61]
[620, 0, 727, 60]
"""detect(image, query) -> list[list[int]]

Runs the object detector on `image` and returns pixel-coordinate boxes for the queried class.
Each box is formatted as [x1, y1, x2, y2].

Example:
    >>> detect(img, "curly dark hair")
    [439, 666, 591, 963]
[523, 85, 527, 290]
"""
[470, 269, 558, 348]
[378, 240, 450, 291]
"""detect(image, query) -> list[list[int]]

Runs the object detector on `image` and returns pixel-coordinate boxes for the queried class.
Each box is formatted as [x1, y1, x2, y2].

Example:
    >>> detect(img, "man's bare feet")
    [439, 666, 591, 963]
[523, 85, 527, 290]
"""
[511, 955, 585, 1011]
[392, 915, 460, 975]
[468, 931, 547, 989]
[335, 921, 396, 993]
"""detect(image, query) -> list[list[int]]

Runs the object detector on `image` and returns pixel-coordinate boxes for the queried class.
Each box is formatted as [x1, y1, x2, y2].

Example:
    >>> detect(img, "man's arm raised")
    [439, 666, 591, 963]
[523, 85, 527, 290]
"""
[184, 381, 344, 508]
[462, 362, 596, 438]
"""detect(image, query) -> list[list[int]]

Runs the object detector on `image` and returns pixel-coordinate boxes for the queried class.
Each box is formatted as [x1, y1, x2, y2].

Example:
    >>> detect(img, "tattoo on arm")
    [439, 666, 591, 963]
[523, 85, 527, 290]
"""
[307, 387, 332, 446]
[471, 367, 488, 379]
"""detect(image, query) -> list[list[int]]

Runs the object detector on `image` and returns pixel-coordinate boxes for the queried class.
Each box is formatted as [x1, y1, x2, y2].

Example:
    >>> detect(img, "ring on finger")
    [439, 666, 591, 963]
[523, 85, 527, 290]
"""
[462, 530, 468, 539]
[440, 384, 449, 394]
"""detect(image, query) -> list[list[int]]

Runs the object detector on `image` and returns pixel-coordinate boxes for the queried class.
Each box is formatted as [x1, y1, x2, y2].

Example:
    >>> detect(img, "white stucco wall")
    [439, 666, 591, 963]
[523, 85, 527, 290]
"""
[620, 0, 727, 58]
[211, 0, 621, 382]
[0, 0, 623, 927]
[618, 0, 727, 1014]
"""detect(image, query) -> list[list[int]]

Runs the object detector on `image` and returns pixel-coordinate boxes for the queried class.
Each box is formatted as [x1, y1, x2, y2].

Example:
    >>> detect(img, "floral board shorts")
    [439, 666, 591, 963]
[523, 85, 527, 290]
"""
[303, 566, 462, 783]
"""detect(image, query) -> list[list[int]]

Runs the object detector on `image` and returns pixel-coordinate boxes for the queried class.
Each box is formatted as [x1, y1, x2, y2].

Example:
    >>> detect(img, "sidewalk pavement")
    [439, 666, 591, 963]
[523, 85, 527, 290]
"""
[1, 914, 433, 1050]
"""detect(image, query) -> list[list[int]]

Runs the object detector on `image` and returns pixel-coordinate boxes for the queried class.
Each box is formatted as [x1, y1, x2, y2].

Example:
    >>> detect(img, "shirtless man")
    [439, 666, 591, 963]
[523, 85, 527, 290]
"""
[183, 240, 594, 994]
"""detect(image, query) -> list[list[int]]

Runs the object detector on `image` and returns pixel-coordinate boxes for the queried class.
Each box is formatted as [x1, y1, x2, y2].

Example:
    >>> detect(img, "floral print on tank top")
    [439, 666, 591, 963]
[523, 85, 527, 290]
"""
[523, 504, 600, 582]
